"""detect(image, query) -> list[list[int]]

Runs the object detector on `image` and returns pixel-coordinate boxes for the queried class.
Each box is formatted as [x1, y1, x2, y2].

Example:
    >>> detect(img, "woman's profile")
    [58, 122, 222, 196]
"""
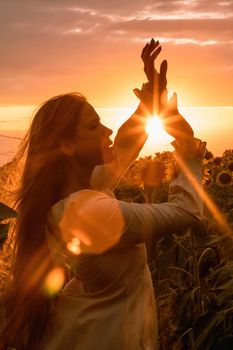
[1, 39, 206, 350]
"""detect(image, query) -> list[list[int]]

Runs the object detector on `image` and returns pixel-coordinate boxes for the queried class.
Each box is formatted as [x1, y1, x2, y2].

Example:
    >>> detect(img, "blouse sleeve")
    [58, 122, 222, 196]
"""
[48, 138, 206, 255]
[118, 155, 204, 246]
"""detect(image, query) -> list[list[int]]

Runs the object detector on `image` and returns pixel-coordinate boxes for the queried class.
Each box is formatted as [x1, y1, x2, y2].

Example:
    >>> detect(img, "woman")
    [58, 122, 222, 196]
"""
[1, 40, 205, 350]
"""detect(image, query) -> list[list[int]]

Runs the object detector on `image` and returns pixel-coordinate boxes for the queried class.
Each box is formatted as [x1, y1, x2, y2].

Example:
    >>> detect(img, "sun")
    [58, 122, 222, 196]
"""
[146, 115, 164, 136]
[145, 115, 173, 147]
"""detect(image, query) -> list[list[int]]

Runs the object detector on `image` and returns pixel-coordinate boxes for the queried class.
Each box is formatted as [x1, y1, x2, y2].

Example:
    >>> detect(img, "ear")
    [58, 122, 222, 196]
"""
[59, 140, 75, 157]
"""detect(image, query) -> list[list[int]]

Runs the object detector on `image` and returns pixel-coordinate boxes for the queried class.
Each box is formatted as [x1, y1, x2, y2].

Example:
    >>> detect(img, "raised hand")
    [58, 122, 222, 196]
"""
[141, 39, 161, 89]
[134, 39, 194, 143]
[162, 92, 194, 141]
[141, 39, 194, 141]
[134, 39, 168, 115]
[142, 39, 168, 114]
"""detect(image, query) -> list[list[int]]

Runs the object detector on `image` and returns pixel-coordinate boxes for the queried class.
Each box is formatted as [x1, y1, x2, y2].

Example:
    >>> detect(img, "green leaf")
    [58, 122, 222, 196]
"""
[0, 202, 17, 220]
[0, 223, 9, 248]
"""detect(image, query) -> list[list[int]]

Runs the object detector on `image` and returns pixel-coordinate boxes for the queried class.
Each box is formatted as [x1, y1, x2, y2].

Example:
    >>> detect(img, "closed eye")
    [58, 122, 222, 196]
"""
[90, 122, 100, 129]
[90, 118, 101, 129]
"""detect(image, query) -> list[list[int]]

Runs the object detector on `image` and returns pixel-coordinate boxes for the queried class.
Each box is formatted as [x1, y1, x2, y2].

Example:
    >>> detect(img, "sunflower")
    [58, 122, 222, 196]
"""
[216, 170, 232, 187]
[165, 159, 179, 183]
[223, 150, 233, 159]
[204, 150, 214, 162]
[222, 151, 233, 165]
[213, 157, 222, 166]
[202, 164, 215, 185]
[203, 177, 214, 187]
[227, 160, 233, 172]
[141, 159, 166, 187]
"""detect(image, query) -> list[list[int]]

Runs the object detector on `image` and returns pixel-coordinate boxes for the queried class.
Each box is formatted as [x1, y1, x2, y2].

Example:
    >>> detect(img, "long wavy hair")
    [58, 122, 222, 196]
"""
[1, 92, 87, 349]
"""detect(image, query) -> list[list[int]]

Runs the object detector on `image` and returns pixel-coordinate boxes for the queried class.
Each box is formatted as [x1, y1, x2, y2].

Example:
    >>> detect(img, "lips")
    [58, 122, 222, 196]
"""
[102, 138, 113, 148]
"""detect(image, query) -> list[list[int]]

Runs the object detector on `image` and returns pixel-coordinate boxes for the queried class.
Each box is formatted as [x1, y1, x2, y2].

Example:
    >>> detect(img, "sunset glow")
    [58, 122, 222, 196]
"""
[146, 116, 163, 135]
[145, 115, 170, 145]
[0, 3, 233, 347]
[0, 1, 232, 107]
[0, 1, 232, 163]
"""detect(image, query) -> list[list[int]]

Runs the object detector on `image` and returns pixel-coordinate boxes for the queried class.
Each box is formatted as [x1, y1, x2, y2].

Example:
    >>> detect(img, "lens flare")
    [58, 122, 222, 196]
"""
[67, 237, 81, 255]
[175, 154, 232, 237]
[43, 267, 65, 296]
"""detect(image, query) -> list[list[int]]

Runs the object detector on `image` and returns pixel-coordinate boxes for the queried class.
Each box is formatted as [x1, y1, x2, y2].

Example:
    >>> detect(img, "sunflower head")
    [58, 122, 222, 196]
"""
[141, 159, 166, 187]
[216, 170, 232, 187]
[165, 159, 179, 183]
[202, 164, 215, 186]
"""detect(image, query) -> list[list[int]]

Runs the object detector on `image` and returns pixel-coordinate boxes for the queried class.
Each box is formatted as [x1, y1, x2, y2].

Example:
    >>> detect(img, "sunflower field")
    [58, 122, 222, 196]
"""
[0, 149, 233, 349]
[114, 149, 233, 350]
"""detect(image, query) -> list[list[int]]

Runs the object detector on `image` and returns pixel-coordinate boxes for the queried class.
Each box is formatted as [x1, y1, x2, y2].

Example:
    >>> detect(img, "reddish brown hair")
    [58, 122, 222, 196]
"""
[1, 93, 87, 349]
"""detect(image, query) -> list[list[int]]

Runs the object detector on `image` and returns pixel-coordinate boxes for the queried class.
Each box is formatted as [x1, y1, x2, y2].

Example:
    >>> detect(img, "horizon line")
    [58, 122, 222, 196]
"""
[0, 105, 233, 110]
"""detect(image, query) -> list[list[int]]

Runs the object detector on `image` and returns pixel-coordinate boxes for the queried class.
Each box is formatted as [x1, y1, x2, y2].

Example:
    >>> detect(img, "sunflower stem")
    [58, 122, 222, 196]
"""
[188, 227, 205, 315]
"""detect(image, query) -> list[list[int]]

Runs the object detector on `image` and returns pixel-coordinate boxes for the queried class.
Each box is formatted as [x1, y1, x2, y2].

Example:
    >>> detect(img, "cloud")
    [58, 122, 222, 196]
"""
[106, 17, 233, 43]
[0, 0, 232, 105]
[133, 37, 220, 46]
[1, 1, 232, 43]
[63, 0, 233, 20]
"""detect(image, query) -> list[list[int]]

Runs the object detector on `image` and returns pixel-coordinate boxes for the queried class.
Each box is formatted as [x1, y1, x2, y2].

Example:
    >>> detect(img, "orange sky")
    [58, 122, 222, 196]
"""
[0, 0, 233, 108]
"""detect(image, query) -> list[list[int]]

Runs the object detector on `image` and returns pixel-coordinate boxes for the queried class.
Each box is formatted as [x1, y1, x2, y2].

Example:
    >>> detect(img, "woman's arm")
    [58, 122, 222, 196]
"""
[90, 109, 148, 191]
[48, 76, 206, 254]
[49, 138, 205, 255]
[49, 48, 207, 255]
[91, 39, 167, 191]
[117, 140, 206, 247]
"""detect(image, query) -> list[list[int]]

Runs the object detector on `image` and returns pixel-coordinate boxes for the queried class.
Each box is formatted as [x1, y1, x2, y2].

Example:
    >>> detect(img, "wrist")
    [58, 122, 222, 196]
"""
[134, 103, 151, 119]
[171, 137, 206, 159]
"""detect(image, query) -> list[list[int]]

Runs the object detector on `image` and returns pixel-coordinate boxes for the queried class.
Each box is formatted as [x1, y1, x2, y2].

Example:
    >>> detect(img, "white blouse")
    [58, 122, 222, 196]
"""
[44, 137, 206, 350]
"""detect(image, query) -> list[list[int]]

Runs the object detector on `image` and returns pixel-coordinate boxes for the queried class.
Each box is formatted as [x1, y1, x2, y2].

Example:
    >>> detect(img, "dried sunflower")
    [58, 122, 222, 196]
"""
[216, 170, 232, 187]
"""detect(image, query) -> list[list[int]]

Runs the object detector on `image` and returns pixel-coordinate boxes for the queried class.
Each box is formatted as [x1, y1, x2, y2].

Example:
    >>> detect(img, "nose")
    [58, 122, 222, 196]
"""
[102, 124, 113, 136]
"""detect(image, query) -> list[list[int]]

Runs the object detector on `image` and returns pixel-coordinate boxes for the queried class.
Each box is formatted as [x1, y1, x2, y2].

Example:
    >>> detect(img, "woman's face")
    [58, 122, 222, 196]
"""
[69, 102, 114, 166]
